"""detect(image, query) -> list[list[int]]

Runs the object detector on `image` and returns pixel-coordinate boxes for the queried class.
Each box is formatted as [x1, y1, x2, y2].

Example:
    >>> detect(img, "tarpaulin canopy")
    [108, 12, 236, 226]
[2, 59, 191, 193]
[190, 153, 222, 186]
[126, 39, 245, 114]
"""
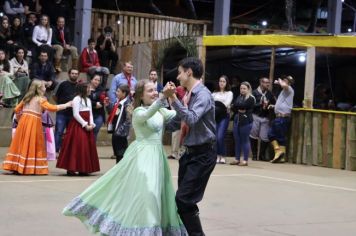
[203, 35, 356, 48]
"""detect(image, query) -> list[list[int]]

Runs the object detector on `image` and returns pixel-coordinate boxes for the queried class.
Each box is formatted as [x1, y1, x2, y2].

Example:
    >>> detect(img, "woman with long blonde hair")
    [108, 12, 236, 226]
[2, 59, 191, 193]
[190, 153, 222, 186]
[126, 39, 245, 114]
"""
[62, 79, 187, 235]
[2, 80, 71, 175]
[32, 14, 53, 60]
[230, 81, 255, 166]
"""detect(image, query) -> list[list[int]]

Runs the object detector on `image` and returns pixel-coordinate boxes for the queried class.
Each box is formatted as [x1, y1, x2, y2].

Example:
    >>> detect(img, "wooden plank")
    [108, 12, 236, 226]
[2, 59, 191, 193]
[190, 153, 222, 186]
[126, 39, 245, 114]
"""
[317, 113, 323, 165]
[140, 17, 144, 43]
[296, 112, 304, 164]
[345, 116, 356, 170]
[154, 19, 158, 40]
[303, 47, 316, 108]
[145, 18, 150, 42]
[340, 115, 347, 169]
[269, 47, 275, 91]
[118, 15, 123, 47]
[123, 16, 128, 46]
[332, 114, 342, 169]
[312, 112, 319, 165]
[321, 114, 329, 167]
[103, 13, 108, 29]
[129, 16, 134, 45]
[327, 114, 334, 168]
[110, 15, 115, 27]
[304, 112, 313, 165]
[134, 17, 139, 44]
[288, 112, 298, 163]
[188, 24, 193, 36]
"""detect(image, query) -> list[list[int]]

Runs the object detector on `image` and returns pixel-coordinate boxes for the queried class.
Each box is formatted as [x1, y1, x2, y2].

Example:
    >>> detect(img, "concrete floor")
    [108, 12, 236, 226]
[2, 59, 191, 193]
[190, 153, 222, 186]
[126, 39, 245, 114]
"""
[1, 146, 356, 236]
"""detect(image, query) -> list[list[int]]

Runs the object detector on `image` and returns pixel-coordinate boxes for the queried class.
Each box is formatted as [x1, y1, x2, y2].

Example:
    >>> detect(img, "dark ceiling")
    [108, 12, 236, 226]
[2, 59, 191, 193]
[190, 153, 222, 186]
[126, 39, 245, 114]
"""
[93, 0, 356, 31]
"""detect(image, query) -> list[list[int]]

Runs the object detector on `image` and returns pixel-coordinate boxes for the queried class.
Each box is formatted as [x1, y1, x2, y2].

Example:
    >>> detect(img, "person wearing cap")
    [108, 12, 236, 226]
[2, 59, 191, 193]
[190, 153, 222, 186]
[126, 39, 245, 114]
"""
[268, 75, 294, 163]
[95, 26, 118, 75]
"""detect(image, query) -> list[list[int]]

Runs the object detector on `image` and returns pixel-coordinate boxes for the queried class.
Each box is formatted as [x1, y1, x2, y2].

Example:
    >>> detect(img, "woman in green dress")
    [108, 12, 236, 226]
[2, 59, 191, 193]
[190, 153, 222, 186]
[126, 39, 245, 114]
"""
[63, 79, 187, 236]
[0, 49, 20, 107]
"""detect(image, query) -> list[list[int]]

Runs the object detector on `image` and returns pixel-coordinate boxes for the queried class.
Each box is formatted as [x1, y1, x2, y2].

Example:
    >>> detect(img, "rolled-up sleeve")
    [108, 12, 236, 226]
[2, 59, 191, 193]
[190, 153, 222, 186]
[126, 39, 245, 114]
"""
[171, 91, 211, 126]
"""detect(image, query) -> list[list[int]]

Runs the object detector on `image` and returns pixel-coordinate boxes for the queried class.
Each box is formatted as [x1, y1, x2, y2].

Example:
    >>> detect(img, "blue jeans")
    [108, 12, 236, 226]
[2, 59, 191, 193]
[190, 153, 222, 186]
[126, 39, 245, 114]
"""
[216, 115, 230, 156]
[233, 119, 253, 161]
[268, 117, 290, 146]
[93, 115, 104, 140]
[55, 113, 72, 152]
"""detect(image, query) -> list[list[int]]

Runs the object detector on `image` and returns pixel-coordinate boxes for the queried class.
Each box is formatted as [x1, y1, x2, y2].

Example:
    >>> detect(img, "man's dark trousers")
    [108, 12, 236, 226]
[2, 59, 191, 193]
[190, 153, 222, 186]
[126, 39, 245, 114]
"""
[176, 143, 217, 236]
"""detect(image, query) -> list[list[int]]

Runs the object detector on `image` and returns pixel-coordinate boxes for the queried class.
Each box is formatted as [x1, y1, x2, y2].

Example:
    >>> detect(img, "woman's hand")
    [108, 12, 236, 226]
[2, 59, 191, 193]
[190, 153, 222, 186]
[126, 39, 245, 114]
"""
[96, 102, 103, 109]
[85, 124, 94, 131]
[65, 101, 72, 108]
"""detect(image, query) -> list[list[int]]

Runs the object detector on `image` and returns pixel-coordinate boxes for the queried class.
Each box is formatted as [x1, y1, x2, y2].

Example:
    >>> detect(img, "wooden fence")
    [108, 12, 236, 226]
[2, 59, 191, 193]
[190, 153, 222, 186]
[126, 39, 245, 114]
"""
[288, 109, 356, 170]
[91, 9, 209, 47]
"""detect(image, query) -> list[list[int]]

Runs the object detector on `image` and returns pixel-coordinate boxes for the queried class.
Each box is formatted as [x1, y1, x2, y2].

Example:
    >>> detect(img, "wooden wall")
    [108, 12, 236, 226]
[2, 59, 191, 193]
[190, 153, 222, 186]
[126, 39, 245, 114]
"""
[288, 110, 356, 170]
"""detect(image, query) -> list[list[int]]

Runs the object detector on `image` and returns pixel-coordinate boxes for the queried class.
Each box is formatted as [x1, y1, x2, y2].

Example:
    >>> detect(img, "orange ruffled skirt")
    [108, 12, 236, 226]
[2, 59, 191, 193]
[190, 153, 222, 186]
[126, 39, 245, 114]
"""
[3, 111, 48, 175]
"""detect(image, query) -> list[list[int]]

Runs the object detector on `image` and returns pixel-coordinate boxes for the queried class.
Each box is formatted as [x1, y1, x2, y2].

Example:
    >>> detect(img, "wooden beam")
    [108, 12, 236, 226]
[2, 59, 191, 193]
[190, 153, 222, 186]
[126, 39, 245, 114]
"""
[268, 47, 275, 91]
[197, 37, 206, 82]
[303, 47, 316, 108]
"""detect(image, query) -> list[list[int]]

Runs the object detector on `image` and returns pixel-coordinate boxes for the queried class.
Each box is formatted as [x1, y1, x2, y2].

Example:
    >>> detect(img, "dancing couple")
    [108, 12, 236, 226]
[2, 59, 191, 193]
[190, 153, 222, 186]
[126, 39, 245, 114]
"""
[63, 57, 216, 236]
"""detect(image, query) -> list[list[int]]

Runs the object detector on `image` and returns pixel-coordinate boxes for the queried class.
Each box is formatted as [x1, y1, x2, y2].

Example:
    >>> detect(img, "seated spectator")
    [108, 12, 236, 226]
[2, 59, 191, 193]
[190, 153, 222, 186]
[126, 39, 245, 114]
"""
[23, 0, 41, 15]
[80, 38, 109, 88]
[313, 84, 330, 109]
[0, 48, 20, 107]
[336, 102, 352, 111]
[0, 17, 15, 56]
[3, 0, 25, 22]
[30, 51, 56, 90]
[52, 16, 78, 72]
[32, 14, 54, 62]
[96, 26, 118, 74]
[10, 16, 26, 55]
[10, 47, 30, 101]
[23, 13, 37, 58]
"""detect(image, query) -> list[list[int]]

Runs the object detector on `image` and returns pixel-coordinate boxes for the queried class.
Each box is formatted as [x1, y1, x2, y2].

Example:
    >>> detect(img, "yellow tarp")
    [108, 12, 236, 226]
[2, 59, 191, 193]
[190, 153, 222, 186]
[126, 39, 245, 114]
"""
[203, 35, 356, 48]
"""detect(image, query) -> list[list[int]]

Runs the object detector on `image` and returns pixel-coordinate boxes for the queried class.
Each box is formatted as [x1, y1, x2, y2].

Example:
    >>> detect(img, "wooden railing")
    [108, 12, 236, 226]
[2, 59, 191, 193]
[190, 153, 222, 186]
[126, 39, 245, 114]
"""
[288, 109, 356, 171]
[91, 9, 209, 47]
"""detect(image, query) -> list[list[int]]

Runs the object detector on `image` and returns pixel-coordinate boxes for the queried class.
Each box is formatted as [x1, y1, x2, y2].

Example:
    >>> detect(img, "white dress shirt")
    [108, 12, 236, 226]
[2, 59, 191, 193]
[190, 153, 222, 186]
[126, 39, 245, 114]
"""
[72, 96, 95, 128]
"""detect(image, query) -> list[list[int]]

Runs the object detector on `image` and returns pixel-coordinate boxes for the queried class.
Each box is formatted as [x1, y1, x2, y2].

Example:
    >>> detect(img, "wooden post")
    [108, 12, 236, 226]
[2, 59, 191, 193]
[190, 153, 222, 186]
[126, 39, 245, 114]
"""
[269, 47, 276, 90]
[303, 47, 316, 108]
[197, 37, 206, 82]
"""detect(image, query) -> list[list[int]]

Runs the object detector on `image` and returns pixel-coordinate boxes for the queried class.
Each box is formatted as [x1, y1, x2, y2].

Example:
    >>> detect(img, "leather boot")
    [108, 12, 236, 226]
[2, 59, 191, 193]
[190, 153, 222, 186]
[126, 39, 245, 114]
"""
[270, 141, 285, 163]
[259, 141, 269, 161]
[250, 137, 258, 160]
[54, 58, 62, 73]
[71, 58, 78, 70]
[180, 212, 205, 236]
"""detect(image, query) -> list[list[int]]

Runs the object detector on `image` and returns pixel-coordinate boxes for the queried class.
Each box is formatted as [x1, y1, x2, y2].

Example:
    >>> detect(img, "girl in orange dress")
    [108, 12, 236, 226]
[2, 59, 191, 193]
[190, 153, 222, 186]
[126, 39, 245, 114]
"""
[2, 80, 72, 175]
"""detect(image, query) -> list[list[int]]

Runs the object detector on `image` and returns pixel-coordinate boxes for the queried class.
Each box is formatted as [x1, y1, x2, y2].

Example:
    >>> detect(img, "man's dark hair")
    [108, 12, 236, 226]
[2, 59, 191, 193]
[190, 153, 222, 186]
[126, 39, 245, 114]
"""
[149, 68, 157, 74]
[178, 57, 203, 79]
[88, 38, 95, 44]
[68, 68, 79, 74]
[39, 50, 48, 55]
[104, 26, 113, 33]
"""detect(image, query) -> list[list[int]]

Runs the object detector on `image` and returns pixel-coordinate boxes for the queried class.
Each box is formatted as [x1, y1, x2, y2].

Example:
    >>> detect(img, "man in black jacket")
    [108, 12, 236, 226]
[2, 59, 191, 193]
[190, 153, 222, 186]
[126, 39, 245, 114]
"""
[250, 77, 275, 161]
[52, 16, 79, 72]
[30, 51, 56, 90]
[96, 26, 118, 74]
